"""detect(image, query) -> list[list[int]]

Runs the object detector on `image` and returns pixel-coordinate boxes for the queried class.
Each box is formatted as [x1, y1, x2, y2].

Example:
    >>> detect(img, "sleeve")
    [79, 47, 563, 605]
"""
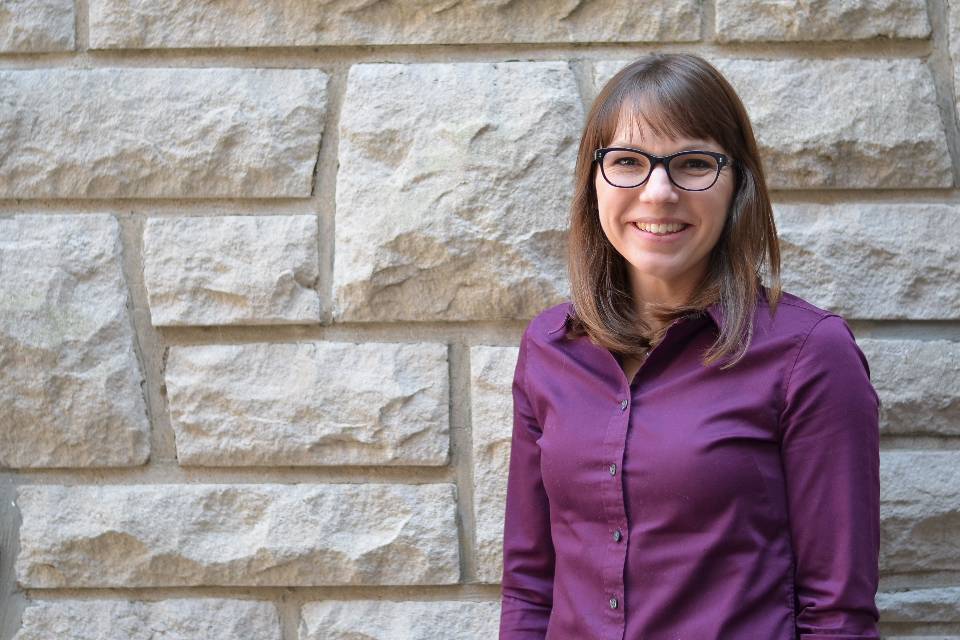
[779, 314, 881, 640]
[498, 328, 556, 639]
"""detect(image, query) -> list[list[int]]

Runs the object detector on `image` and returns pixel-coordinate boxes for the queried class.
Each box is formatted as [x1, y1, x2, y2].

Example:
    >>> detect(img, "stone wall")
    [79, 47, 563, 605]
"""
[1, 1, 959, 638]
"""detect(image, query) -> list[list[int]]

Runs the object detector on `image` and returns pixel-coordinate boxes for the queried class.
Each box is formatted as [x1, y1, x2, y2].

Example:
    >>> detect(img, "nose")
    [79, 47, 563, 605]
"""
[638, 164, 680, 203]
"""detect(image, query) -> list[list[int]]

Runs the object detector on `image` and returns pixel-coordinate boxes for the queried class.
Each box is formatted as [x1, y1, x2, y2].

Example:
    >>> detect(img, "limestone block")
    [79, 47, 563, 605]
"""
[880, 452, 960, 574]
[592, 58, 951, 189]
[143, 215, 320, 326]
[715, 0, 929, 42]
[16, 483, 460, 587]
[857, 340, 960, 436]
[89, 0, 700, 48]
[0, 214, 149, 468]
[950, 0, 960, 130]
[883, 637, 960, 640]
[469, 345, 518, 583]
[0, 68, 327, 198]
[774, 204, 960, 319]
[0, 0, 74, 51]
[877, 586, 960, 622]
[335, 62, 581, 321]
[299, 600, 500, 639]
[165, 341, 450, 466]
[12, 599, 281, 640]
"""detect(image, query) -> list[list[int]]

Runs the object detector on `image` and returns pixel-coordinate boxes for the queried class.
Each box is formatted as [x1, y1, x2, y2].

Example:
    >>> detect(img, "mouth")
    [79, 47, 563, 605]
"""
[631, 221, 692, 238]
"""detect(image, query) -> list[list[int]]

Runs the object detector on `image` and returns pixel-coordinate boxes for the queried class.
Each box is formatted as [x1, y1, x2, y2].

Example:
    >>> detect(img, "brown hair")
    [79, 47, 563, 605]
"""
[565, 52, 782, 370]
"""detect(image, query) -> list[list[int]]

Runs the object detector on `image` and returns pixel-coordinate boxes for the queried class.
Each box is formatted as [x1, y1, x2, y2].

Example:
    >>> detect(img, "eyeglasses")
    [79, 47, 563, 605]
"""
[594, 147, 733, 191]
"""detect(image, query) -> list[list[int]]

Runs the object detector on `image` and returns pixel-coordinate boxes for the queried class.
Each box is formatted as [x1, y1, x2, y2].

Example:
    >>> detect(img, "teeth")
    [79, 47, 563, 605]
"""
[635, 222, 687, 235]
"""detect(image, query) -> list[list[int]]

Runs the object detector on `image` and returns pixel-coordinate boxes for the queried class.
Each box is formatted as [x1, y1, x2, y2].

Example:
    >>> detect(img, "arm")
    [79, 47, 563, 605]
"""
[780, 315, 881, 639]
[499, 328, 556, 639]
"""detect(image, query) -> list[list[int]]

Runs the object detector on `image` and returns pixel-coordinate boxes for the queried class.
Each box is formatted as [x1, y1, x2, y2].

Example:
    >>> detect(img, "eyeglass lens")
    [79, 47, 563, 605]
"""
[601, 151, 720, 190]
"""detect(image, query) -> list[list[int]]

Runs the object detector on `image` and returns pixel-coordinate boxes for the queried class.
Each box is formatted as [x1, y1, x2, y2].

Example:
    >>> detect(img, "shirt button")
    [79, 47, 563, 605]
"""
[613, 529, 622, 542]
[609, 463, 617, 476]
[619, 398, 628, 411]
[609, 597, 619, 609]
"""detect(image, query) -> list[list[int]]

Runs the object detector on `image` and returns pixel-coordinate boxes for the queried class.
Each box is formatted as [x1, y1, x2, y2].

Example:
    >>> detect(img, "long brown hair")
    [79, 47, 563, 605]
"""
[566, 53, 782, 370]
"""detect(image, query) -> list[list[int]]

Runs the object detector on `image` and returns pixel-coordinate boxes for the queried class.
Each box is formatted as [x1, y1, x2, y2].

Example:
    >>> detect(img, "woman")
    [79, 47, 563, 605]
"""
[498, 53, 881, 639]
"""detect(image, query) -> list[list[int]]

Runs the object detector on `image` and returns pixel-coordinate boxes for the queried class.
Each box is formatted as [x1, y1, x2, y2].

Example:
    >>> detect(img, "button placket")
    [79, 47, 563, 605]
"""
[598, 376, 631, 631]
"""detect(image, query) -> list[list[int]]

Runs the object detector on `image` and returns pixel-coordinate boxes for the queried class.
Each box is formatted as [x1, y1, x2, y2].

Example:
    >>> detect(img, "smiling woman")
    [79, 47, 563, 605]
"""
[499, 53, 881, 640]
[568, 53, 780, 367]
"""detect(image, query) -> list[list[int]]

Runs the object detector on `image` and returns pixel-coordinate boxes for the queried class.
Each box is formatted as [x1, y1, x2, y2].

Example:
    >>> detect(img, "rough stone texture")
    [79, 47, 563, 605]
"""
[880, 452, 960, 574]
[0, 68, 327, 198]
[12, 599, 281, 640]
[0, 0, 74, 52]
[773, 204, 960, 319]
[299, 600, 500, 639]
[592, 58, 951, 189]
[165, 341, 450, 466]
[88, 0, 700, 48]
[143, 215, 321, 326]
[857, 339, 960, 436]
[877, 587, 960, 622]
[952, 0, 960, 131]
[469, 345, 517, 583]
[0, 214, 149, 469]
[335, 62, 581, 322]
[16, 483, 460, 587]
[715, 0, 930, 42]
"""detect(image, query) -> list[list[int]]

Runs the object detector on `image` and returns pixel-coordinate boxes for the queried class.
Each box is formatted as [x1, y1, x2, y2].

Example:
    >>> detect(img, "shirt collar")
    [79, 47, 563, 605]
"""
[549, 299, 726, 334]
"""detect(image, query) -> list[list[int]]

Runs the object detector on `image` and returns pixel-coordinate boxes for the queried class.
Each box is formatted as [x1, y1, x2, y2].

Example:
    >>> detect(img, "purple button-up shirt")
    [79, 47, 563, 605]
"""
[499, 289, 881, 640]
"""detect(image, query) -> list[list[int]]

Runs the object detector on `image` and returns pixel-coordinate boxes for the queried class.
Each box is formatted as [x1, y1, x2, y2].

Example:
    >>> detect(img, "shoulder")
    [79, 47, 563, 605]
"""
[768, 290, 871, 387]
[522, 300, 573, 343]
[759, 289, 858, 351]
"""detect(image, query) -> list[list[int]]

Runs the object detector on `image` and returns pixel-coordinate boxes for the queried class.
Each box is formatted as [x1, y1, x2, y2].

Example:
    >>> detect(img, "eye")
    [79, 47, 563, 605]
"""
[681, 158, 710, 169]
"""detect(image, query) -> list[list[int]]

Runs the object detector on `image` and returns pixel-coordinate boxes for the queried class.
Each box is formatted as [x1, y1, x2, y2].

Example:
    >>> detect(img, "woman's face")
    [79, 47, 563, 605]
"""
[595, 116, 736, 302]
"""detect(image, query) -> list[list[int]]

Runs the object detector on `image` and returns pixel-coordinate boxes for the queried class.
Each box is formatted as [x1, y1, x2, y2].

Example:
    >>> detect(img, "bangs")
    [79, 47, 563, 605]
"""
[599, 79, 722, 148]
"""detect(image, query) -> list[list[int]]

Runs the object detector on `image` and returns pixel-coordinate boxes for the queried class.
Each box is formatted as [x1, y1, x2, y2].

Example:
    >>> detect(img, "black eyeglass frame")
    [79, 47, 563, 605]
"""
[593, 147, 734, 192]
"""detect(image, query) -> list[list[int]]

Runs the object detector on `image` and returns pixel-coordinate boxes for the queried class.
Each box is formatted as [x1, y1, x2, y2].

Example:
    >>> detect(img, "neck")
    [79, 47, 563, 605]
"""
[629, 271, 703, 331]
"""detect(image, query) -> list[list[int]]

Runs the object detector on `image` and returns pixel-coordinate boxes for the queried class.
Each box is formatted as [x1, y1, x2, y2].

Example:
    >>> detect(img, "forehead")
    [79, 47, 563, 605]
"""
[608, 116, 716, 149]
[605, 97, 718, 149]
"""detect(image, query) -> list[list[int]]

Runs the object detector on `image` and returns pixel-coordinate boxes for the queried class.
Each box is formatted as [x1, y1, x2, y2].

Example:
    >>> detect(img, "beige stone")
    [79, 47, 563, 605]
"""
[877, 586, 960, 622]
[143, 215, 321, 326]
[774, 204, 960, 319]
[16, 483, 460, 587]
[858, 340, 960, 436]
[89, 0, 700, 48]
[469, 345, 518, 583]
[0, 0, 74, 51]
[0, 68, 327, 198]
[715, 0, 930, 42]
[0, 214, 149, 468]
[299, 600, 500, 639]
[335, 62, 581, 321]
[12, 599, 281, 640]
[592, 58, 951, 189]
[950, 0, 960, 130]
[880, 452, 960, 574]
[165, 341, 450, 466]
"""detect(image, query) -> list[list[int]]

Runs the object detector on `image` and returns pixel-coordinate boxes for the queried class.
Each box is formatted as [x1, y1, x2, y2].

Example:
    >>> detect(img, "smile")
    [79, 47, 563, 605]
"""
[634, 222, 689, 235]
[631, 221, 692, 240]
